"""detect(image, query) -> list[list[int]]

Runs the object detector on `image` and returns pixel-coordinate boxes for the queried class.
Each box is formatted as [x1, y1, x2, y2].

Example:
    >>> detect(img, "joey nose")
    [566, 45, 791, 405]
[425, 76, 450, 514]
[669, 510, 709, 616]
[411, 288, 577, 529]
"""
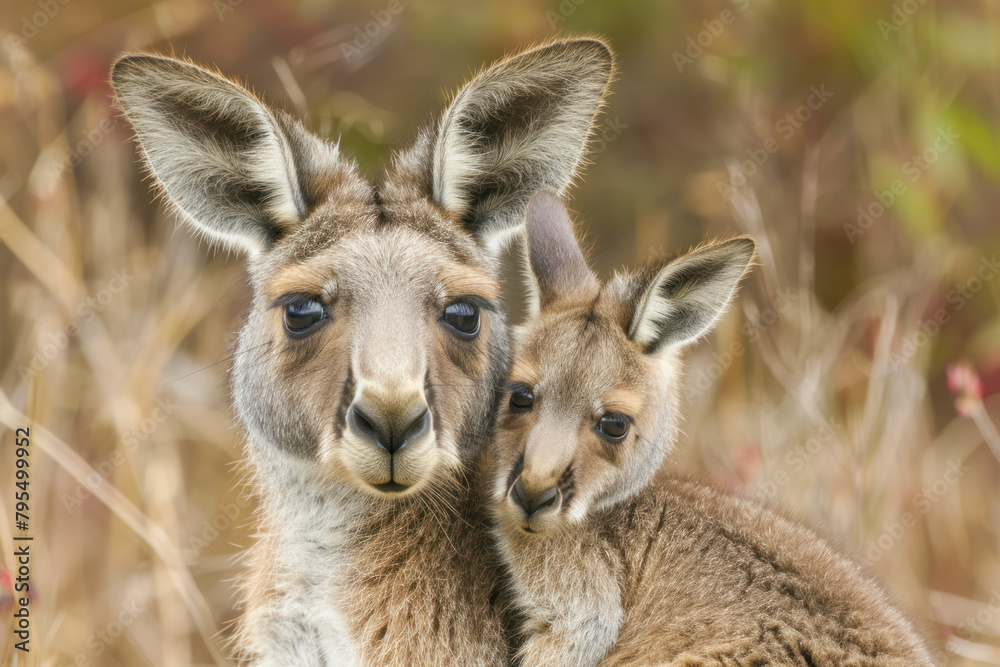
[511, 478, 559, 518]
[347, 395, 430, 454]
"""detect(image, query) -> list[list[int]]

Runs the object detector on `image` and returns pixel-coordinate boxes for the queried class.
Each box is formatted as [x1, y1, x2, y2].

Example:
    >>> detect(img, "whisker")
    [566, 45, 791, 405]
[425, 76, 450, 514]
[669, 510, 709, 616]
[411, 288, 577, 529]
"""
[157, 340, 274, 388]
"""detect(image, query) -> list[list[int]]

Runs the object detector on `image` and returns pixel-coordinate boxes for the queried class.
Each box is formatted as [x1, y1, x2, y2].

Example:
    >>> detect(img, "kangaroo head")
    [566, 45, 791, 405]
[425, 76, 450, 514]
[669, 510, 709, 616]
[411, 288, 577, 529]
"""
[111, 40, 612, 498]
[494, 193, 755, 534]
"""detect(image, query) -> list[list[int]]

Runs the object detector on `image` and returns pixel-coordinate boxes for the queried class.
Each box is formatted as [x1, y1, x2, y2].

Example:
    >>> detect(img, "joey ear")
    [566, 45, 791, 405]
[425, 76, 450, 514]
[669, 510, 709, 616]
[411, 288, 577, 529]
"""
[627, 237, 757, 354]
[524, 192, 597, 313]
[112, 54, 331, 255]
[431, 38, 613, 251]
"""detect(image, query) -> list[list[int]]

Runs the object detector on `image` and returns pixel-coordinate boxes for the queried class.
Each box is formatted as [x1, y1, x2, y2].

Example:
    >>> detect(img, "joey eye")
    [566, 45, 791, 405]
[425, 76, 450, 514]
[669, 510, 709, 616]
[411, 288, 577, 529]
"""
[596, 413, 630, 441]
[509, 384, 535, 411]
[283, 298, 327, 336]
[442, 301, 480, 339]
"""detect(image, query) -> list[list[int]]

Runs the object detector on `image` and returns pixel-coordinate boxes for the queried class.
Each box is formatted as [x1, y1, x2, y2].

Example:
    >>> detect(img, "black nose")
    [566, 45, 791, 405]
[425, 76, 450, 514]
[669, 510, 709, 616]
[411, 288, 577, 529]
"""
[511, 478, 559, 518]
[348, 402, 430, 454]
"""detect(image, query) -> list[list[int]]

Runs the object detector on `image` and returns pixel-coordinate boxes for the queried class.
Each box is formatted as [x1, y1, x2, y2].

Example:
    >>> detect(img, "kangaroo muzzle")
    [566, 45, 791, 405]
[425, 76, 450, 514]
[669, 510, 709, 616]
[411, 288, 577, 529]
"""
[509, 417, 575, 530]
[347, 383, 430, 454]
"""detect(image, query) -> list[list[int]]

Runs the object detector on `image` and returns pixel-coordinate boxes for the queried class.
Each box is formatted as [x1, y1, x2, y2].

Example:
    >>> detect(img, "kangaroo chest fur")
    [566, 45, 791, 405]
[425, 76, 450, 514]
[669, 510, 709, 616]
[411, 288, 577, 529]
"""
[241, 450, 514, 666]
[500, 476, 938, 667]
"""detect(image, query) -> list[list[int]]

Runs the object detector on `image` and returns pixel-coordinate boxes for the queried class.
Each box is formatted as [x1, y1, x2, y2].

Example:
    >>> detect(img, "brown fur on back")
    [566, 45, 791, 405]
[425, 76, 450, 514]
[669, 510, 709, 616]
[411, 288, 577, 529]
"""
[610, 476, 935, 665]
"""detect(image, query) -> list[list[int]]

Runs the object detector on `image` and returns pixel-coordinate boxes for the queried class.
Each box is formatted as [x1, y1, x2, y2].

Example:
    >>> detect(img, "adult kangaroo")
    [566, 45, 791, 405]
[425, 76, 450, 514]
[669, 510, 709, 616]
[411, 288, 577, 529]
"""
[111, 39, 613, 665]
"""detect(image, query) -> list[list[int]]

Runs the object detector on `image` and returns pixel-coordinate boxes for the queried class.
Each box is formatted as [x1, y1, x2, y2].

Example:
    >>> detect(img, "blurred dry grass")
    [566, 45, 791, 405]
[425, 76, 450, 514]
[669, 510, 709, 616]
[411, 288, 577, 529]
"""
[0, 0, 999, 665]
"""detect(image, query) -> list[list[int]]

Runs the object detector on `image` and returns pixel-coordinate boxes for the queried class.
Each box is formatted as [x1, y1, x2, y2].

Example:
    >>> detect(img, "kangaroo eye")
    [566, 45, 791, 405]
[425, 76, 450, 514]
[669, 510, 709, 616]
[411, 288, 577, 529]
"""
[509, 384, 535, 411]
[596, 413, 630, 441]
[284, 298, 327, 336]
[442, 301, 480, 339]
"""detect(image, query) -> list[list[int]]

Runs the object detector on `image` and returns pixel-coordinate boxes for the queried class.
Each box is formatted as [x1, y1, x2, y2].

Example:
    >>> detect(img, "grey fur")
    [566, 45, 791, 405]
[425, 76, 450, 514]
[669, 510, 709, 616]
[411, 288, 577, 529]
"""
[111, 40, 614, 665]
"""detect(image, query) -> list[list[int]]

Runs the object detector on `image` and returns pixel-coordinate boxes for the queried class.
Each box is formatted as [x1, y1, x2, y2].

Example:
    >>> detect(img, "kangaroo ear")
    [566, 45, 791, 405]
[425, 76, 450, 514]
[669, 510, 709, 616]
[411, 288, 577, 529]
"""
[431, 39, 613, 251]
[627, 237, 757, 354]
[112, 54, 334, 255]
[523, 191, 598, 314]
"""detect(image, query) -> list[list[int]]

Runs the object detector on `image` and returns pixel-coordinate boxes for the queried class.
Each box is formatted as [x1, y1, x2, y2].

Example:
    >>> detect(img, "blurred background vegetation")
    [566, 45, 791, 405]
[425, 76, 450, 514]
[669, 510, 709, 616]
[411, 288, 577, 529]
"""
[1, 0, 999, 664]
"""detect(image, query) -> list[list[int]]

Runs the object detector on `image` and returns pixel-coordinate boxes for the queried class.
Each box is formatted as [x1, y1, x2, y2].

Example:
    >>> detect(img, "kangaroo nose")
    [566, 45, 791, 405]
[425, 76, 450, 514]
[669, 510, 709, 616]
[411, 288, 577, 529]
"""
[347, 394, 430, 454]
[511, 478, 560, 518]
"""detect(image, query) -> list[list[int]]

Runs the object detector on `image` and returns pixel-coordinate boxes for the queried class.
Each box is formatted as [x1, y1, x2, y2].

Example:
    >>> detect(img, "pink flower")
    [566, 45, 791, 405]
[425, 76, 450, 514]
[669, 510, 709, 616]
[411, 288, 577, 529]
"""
[947, 363, 984, 418]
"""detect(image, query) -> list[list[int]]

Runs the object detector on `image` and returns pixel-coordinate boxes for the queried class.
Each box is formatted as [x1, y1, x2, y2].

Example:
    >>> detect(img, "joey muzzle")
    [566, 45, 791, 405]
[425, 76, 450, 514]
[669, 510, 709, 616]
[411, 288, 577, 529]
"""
[509, 418, 573, 525]
[511, 478, 561, 519]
